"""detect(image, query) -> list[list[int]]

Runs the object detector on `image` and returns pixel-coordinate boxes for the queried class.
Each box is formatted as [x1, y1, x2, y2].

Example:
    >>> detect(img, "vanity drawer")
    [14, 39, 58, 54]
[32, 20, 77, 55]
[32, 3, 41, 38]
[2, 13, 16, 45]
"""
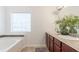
[54, 38, 61, 47]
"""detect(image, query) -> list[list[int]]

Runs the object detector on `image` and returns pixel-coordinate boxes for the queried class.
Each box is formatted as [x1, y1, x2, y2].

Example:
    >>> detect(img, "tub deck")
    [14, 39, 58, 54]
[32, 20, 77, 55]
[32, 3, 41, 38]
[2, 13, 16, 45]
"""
[0, 37, 24, 52]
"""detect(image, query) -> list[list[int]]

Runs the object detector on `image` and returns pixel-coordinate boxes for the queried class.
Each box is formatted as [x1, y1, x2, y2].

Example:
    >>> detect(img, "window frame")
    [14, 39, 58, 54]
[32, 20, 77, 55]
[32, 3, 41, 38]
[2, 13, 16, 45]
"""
[10, 12, 31, 32]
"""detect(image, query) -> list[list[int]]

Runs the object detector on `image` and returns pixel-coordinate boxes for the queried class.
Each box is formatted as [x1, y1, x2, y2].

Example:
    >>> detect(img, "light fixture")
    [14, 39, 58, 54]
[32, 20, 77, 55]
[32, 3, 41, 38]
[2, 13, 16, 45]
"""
[53, 6, 65, 15]
[56, 6, 64, 11]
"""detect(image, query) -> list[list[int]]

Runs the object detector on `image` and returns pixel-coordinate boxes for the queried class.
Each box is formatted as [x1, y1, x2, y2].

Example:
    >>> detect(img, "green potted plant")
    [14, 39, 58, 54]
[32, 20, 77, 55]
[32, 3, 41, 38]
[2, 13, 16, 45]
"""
[56, 15, 79, 35]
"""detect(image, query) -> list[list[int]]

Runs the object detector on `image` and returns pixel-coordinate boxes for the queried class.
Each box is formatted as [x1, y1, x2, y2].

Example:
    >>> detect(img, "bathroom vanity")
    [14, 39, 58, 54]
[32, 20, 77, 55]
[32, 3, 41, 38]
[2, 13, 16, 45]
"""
[46, 32, 79, 52]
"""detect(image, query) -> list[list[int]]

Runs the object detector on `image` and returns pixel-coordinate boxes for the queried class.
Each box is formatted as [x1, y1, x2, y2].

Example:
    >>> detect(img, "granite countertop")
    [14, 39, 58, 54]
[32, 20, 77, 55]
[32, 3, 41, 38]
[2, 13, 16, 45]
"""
[47, 32, 79, 51]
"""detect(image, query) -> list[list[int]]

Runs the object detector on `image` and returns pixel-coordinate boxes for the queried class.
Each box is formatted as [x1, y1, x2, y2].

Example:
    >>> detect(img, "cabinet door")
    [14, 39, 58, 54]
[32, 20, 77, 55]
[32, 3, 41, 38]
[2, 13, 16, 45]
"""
[49, 35, 54, 52]
[54, 37, 62, 52]
[62, 43, 77, 52]
[54, 44, 61, 52]
[54, 38, 62, 47]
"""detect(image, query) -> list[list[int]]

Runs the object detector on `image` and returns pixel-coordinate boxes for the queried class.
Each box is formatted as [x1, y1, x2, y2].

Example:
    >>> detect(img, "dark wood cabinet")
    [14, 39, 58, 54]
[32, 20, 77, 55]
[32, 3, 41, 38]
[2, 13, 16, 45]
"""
[54, 38, 62, 47]
[54, 44, 61, 52]
[45, 32, 77, 52]
[62, 42, 77, 52]
[45, 33, 54, 52]
[49, 35, 54, 52]
[54, 38, 62, 52]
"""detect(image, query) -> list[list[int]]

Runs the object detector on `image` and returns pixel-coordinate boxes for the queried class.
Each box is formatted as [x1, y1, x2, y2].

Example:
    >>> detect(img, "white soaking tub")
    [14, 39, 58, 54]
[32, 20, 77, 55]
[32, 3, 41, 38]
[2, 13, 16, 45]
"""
[0, 37, 24, 52]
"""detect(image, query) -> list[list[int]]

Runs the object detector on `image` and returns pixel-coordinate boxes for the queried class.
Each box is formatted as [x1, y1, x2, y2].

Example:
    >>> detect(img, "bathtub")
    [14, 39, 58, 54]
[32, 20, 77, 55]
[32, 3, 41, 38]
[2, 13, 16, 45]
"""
[0, 37, 24, 52]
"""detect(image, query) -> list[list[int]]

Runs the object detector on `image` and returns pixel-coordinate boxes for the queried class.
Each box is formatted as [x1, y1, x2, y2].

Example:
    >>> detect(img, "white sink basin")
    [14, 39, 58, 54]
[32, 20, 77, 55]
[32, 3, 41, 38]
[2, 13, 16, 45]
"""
[58, 35, 79, 40]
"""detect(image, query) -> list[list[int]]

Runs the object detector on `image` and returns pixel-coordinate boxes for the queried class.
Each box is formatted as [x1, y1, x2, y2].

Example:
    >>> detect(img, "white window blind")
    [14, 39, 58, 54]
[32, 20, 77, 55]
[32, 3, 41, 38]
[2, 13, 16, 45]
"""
[11, 13, 31, 32]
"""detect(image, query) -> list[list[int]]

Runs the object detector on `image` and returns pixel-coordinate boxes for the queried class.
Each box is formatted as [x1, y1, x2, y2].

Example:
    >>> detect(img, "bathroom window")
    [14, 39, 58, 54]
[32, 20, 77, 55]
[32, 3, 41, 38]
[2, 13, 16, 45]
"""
[11, 13, 31, 32]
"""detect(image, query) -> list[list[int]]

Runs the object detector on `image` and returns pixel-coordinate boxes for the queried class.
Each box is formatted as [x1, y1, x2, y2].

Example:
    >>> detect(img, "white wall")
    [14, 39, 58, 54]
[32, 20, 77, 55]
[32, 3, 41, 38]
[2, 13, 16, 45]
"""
[4, 6, 46, 47]
[0, 7, 5, 35]
[58, 6, 79, 18]
[24, 7, 46, 47]
[42, 7, 57, 33]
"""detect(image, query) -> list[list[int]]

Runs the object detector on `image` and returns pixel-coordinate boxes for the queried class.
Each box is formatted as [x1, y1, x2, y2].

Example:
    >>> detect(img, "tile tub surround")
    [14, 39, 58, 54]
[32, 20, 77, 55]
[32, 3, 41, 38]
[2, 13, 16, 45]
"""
[0, 35, 24, 38]
[0, 35, 5, 38]
[47, 32, 79, 51]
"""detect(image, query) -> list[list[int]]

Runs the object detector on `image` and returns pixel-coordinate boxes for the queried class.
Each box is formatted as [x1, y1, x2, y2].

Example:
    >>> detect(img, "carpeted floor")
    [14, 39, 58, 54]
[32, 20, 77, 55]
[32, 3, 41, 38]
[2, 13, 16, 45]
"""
[21, 47, 49, 52]
[35, 47, 49, 52]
